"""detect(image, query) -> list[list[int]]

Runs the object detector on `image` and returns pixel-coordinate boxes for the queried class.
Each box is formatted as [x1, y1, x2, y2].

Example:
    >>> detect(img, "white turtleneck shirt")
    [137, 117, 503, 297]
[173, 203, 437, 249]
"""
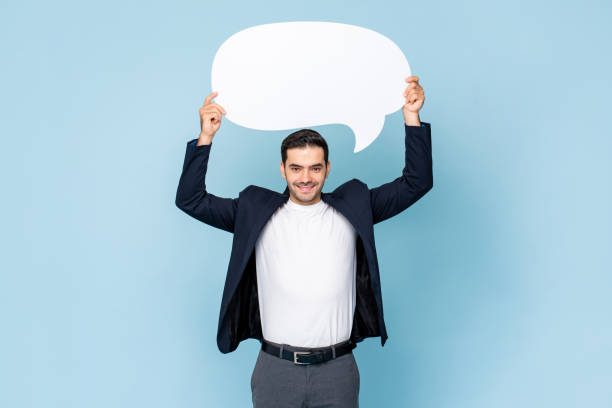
[254, 197, 358, 348]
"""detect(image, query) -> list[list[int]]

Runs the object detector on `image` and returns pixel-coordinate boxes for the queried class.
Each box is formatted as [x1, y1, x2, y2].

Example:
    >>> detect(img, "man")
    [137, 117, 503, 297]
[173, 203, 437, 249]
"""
[175, 76, 432, 407]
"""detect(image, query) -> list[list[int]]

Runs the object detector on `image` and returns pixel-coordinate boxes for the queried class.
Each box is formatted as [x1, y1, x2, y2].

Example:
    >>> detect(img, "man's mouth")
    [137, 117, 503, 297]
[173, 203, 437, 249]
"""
[297, 185, 314, 193]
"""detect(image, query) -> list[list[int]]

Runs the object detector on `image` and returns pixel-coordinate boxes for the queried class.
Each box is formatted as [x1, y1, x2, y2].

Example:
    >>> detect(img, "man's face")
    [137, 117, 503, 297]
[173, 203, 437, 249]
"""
[280, 145, 330, 205]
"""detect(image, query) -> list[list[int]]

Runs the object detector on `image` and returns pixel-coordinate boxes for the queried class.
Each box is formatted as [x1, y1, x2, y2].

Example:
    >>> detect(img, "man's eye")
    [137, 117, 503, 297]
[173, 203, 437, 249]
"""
[313, 168, 321, 172]
[292, 168, 299, 172]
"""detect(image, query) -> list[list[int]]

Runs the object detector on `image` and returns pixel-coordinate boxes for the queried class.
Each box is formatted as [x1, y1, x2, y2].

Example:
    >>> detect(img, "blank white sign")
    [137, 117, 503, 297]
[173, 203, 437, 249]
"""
[211, 21, 411, 152]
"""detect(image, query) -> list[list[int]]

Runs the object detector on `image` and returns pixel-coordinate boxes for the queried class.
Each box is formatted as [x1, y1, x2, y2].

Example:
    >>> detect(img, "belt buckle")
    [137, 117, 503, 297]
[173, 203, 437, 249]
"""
[293, 351, 312, 365]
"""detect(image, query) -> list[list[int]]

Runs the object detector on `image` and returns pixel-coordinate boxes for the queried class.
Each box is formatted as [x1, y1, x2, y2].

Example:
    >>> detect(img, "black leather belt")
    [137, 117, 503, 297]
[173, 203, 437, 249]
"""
[261, 338, 356, 365]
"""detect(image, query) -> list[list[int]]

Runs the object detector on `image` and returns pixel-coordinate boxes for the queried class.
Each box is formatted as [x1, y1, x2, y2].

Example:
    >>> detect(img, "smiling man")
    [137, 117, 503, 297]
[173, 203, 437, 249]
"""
[280, 130, 330, 204]
[175, 76, 432, 407]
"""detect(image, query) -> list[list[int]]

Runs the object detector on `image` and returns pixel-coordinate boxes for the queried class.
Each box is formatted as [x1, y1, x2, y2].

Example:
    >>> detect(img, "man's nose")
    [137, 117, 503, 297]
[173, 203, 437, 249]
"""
[299, 170, 312, 183]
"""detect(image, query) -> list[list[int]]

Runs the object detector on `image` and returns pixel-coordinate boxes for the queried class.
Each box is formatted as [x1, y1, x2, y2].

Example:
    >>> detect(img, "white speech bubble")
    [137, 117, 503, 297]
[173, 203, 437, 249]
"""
[211, 21, 411, 153]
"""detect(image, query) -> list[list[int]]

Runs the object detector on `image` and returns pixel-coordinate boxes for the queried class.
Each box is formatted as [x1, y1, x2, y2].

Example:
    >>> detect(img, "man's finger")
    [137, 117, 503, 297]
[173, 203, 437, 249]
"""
[208, 102, 227, 115]
[201, 104, 226, 116]
[404, 89, 418, 96]
[206, 112, 220, 125]
[405, 75, 419, 82]
[404, 90, 424, 102]
[204, 104, 226, 115]
[403, 83, 419, 94]
[203, 91, 218, 106]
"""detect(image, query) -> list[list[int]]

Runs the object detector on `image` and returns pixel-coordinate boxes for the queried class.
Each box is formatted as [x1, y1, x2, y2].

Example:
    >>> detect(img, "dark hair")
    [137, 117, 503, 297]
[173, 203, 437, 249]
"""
[281, 129, 329, 165]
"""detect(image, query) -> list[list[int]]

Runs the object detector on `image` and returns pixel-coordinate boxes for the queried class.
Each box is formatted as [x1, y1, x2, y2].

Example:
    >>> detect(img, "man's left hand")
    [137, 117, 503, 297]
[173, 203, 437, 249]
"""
[403, 75, 425, 126]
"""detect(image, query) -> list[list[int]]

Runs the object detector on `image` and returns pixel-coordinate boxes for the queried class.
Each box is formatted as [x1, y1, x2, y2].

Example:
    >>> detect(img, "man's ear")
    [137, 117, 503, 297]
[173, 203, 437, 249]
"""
[325, 161, 330, 178]
[280, 161, 286, 179]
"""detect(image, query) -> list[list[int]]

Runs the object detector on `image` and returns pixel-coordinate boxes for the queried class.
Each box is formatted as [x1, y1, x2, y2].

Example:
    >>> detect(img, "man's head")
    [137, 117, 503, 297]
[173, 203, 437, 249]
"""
[280, 129, 330, 205]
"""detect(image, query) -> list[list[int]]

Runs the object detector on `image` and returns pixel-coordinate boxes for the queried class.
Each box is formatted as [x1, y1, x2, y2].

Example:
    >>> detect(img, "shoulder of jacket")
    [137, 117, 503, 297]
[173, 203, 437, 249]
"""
[334, 178, 368, 193]
[239, 185, 282, 197]
[348, 178, 367, 187]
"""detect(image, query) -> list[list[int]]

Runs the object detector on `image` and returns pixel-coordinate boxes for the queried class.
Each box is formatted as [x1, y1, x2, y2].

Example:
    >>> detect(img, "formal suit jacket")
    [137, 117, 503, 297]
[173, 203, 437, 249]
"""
[175, 122, 433, 353]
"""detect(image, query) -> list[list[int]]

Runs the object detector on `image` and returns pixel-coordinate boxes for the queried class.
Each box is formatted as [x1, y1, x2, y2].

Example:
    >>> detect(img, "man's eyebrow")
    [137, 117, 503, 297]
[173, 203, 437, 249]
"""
[288, 163, 325, 168]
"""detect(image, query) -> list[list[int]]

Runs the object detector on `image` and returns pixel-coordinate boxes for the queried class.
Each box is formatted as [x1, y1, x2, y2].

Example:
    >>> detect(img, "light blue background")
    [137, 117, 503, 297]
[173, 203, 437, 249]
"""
[2, 0, 611, 407]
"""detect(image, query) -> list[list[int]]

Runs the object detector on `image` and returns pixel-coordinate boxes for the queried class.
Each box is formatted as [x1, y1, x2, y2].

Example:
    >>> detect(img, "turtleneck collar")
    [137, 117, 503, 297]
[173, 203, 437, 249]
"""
[285, 197, 326, 212]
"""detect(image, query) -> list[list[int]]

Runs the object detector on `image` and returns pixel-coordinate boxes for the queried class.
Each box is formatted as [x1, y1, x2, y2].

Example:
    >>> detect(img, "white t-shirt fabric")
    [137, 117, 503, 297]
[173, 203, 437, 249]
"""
[254, 197, 358, 348]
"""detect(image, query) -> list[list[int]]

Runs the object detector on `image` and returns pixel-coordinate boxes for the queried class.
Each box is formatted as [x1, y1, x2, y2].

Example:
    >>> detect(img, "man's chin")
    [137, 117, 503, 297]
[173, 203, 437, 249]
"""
[291, 188, 320, 203]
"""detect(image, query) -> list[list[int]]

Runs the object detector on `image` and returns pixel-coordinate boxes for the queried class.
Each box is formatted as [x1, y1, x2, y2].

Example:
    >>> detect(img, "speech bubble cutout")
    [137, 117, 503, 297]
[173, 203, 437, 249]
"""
[211, 21, 411, 153]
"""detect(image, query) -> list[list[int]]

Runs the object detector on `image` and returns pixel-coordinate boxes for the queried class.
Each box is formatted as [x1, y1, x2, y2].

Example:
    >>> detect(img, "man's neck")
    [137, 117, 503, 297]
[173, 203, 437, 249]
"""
[289, 194, 321, 206]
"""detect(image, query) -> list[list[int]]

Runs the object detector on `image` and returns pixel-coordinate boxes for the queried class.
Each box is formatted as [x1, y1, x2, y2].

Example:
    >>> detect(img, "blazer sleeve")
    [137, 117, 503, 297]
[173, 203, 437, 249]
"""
[369, 122, 433, 224]
[175, 139, 238, 233]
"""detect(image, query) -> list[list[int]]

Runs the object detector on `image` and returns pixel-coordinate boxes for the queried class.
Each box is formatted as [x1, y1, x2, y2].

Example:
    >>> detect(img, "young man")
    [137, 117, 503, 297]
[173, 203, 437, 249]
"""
[175, 76, 432, 407]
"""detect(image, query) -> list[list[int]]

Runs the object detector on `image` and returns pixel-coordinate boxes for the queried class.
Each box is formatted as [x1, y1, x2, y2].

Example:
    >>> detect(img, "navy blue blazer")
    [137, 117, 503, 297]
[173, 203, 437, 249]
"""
[175, 122, 433, 353]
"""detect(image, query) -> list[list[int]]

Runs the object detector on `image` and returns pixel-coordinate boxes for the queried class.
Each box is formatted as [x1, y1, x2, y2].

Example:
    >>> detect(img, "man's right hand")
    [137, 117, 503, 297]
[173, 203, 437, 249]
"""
[197, 91, 227, 146]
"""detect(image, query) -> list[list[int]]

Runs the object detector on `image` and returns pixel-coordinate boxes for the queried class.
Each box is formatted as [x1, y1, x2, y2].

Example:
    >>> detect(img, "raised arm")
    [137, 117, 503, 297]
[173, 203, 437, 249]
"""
[369, 76, 433, 224]
[175, 92, 238, 233]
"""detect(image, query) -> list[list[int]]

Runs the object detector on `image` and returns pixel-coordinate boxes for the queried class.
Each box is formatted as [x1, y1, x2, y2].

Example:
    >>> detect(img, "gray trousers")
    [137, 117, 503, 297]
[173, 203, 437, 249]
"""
[251, 341, 360, 407]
